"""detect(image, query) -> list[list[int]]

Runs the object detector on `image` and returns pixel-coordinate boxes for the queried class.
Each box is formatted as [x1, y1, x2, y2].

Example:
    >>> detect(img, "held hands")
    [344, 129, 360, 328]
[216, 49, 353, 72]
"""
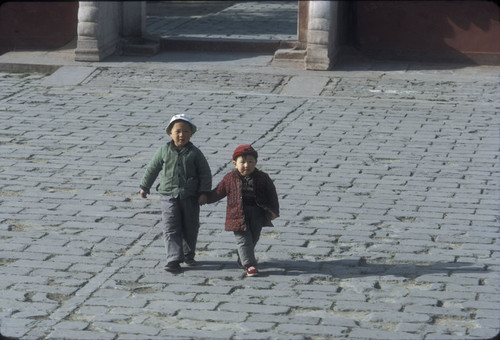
[140, 190, 207, 204]
[265, 208, 278, 220]
[198, 193, 207, 206]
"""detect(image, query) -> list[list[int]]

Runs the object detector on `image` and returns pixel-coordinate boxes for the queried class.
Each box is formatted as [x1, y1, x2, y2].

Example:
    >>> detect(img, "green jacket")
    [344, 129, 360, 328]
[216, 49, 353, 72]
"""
[140, 142, 212, 199]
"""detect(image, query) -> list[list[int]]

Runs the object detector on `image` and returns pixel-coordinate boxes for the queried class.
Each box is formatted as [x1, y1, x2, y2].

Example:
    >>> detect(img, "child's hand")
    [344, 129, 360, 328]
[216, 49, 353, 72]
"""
[198, 194, 207, 205]
[269, 211, 278, 220]
[140, 189, 148, 198]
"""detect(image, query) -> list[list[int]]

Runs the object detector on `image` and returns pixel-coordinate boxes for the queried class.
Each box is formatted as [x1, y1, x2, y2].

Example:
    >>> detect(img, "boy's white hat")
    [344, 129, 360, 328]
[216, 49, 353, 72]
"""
[166, 114, 197, 134]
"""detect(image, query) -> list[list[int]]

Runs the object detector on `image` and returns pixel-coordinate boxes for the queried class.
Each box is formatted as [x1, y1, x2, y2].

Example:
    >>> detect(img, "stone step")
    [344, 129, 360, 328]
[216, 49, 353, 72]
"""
[160, 37, 296, 54]
[273, 48, 307, 60]
[122, 37, 161, 57]
[271, 48, 307, 69]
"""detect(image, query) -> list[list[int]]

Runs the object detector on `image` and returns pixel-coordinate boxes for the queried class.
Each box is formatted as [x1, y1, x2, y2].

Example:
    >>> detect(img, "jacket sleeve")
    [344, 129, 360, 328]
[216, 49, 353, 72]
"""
[140, 146, 163, 192]
[196, 150, 212, 194]
[206, 175, 229, 204]
[264, 173, 280, 217]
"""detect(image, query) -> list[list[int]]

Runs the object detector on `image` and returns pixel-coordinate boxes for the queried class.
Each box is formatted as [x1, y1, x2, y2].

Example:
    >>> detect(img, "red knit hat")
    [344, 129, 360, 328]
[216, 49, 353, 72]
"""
[232, 144, 258, 160]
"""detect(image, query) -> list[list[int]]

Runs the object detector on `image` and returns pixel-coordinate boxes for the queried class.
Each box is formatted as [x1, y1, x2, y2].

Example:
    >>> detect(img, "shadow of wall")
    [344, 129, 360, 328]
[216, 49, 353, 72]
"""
[0, 2, 79, 54]
[355, 1, 500, 65]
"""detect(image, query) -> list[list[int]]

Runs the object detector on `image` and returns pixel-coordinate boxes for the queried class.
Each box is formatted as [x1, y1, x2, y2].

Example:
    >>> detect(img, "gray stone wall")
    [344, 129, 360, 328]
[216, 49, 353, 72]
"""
[305, 1, 339, 70]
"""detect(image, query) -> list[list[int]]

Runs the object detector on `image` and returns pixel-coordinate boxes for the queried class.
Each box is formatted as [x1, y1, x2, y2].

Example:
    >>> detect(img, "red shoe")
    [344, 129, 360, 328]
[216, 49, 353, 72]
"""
[246, 266, 259, 277]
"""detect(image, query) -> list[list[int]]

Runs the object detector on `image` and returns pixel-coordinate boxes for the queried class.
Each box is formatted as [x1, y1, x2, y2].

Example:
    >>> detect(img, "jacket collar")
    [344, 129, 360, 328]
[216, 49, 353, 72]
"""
[234, 168, 260, 179]
[168, 141, 193, 152]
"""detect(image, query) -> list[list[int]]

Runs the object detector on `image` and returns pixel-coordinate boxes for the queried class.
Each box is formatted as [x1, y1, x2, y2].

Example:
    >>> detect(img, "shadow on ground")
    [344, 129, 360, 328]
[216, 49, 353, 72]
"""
[186, 259, 486, 279]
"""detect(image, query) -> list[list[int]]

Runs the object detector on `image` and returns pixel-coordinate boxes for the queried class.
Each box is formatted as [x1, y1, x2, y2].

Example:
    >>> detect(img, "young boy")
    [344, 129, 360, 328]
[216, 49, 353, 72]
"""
[140, 114, 212, 273]
[204, 144, 279, 277]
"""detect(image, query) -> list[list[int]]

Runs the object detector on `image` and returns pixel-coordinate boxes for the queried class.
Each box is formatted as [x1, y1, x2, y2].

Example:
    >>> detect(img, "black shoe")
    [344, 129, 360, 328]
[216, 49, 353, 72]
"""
[184, 259, 198, 267]
[164, 262, 181, 273]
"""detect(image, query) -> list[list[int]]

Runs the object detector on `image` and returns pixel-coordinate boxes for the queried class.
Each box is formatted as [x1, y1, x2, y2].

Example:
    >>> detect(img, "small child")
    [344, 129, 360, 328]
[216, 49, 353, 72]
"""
[204, 144, 279, 277]
[140, 114, 212, 273]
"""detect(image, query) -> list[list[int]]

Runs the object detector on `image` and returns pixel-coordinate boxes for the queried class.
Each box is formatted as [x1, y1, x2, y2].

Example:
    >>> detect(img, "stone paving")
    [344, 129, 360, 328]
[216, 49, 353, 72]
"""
[0, 1, 500, 338]
[0, 53, 499, 339]
[146, 1, 297, 42]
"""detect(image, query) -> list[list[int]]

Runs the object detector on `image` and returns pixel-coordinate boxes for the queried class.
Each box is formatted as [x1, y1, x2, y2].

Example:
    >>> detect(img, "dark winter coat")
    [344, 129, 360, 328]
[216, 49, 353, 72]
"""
[207, 169, 279, 231]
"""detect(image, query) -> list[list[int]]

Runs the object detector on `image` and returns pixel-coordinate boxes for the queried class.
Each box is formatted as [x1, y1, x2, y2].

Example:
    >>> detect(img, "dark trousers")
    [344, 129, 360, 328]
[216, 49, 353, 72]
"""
[233, 205, 266, 267]
[160, 195, 200, 264]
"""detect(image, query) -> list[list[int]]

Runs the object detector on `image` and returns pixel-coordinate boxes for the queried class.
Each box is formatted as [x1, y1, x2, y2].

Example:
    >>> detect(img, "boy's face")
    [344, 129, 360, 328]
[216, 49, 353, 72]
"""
[233, 155, 257, 177]
[169, 121, 192, 148]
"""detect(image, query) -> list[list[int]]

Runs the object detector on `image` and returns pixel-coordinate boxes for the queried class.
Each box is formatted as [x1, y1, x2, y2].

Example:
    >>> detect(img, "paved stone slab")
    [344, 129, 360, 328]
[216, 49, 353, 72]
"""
[0, 15, 499, 339]
[41, 66, 96, 86]
[279, 76, 330, 97]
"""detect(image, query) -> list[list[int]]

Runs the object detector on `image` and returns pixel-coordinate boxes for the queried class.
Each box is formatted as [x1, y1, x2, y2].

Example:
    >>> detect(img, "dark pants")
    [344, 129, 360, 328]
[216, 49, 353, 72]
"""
[233, 205, 266, 267]
[160, 195, 200, 264]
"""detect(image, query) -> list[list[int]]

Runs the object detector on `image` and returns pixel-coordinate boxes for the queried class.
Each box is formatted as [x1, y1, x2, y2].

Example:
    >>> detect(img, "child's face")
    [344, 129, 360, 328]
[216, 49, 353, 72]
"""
[233, 155, 257, 177]
[169, 121, 192, 148]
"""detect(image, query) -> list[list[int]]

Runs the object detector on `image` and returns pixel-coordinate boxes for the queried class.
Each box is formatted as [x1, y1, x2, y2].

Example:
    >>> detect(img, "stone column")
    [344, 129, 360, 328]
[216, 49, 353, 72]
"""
[305, 1, 339, 70]
[75, 2, 99, 61]
[122, 2, 145, 38]
[75, 1, 122, 61]
[297, 1, 309, 49]
[121, 2, 159, 56]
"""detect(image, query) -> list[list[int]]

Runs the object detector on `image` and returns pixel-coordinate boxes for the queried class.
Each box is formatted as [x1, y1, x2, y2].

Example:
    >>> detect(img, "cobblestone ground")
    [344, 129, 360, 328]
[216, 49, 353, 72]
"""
[146, 1, 297, 42]
[0, 60, 499, 339]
